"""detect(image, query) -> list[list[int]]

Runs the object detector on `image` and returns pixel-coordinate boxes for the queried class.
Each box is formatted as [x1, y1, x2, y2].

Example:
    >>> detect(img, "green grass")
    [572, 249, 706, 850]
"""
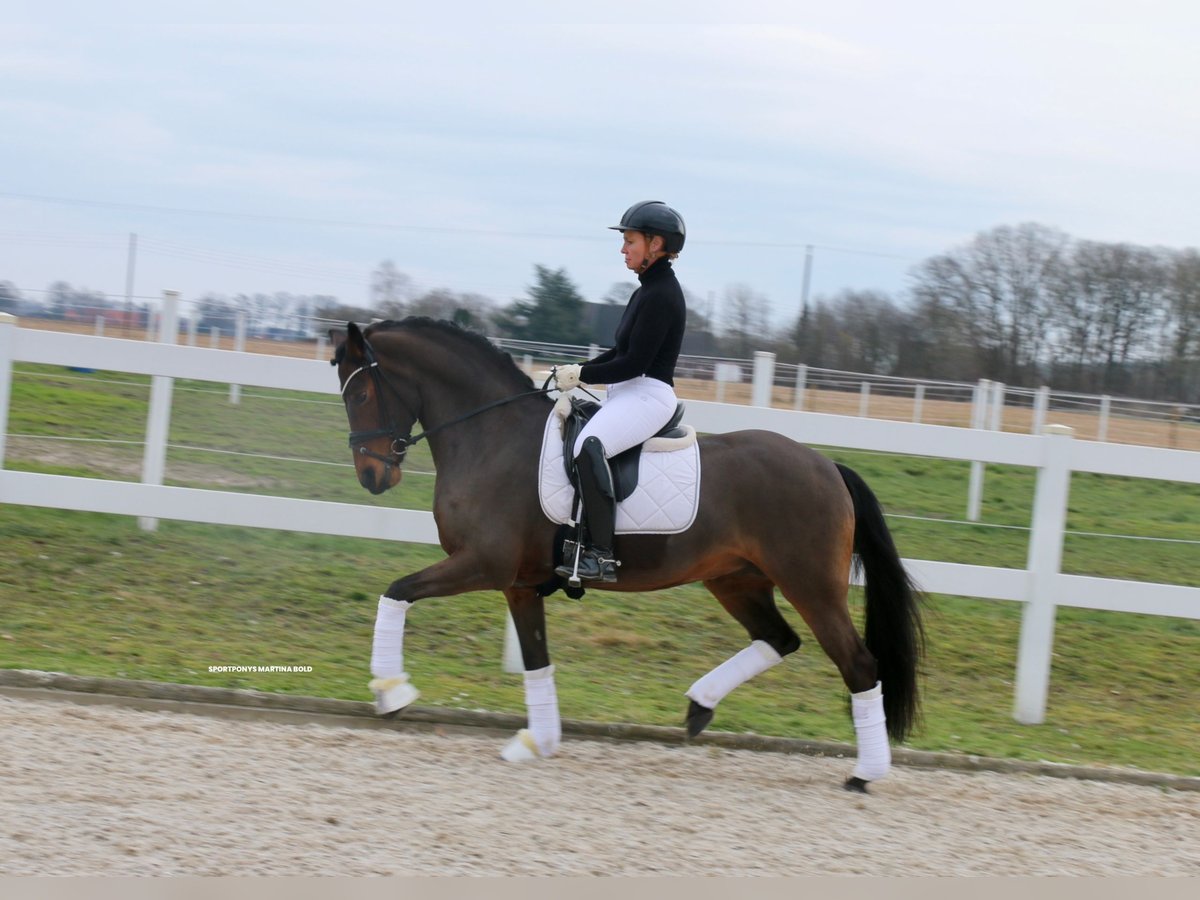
[1, 364, 1198, 776]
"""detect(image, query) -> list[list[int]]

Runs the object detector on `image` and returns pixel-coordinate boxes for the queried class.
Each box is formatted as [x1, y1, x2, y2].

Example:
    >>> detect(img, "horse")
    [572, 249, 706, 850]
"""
[330, 317, 924, 792]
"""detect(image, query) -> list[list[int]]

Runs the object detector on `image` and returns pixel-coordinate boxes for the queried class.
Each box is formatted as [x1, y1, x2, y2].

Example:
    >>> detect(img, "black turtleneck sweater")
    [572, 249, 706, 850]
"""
[580, 258, 686, 387]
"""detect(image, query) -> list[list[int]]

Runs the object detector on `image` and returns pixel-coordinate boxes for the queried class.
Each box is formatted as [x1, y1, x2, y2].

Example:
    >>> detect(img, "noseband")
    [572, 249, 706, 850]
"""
[337, 335, 553, 480]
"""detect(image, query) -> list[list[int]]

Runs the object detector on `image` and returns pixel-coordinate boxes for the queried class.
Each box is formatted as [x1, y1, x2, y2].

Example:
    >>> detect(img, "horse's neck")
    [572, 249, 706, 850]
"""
[423, 387, 547, 475]
[396, 342, 546, 470]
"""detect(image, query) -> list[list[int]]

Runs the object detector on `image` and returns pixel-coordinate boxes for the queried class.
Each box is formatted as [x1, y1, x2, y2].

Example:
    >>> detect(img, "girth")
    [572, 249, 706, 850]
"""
[560, 398, 687, 501]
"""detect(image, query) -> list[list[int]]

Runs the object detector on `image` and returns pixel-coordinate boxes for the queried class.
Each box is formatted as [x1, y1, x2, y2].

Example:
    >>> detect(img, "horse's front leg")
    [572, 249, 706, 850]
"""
[369, 551, 503, 716]
[498, 586, 562, 762]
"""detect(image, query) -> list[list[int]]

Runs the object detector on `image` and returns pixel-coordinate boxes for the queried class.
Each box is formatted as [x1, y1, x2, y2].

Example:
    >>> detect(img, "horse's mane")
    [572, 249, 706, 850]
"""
[361, 317, 536, 388]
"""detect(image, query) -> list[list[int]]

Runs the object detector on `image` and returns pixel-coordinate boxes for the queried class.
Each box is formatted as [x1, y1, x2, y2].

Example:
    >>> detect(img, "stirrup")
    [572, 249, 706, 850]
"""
[568, 547, 620, 584]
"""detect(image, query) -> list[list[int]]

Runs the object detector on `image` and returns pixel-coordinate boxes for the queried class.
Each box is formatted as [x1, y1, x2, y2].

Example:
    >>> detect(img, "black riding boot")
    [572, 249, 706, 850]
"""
[556, 436, 619, 584]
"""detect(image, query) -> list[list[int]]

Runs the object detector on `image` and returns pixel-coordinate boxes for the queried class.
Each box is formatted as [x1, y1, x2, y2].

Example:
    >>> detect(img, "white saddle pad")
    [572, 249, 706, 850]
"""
[537, 407, 701, 535]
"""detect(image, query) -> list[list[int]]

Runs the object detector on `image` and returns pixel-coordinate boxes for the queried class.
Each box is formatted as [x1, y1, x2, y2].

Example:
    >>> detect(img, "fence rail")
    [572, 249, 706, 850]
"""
[1, 308, 1198, 727]
[17, 317, 1200, 450]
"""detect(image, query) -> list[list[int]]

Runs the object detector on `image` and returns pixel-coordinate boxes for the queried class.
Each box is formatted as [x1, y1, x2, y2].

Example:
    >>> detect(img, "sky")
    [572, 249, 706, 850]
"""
[3, 5, 1200, 329]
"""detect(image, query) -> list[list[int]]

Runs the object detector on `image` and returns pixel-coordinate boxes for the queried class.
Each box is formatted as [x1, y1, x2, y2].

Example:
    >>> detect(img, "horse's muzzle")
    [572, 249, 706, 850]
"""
[354, 444, 404, 494]
[358, 458, 403, 494]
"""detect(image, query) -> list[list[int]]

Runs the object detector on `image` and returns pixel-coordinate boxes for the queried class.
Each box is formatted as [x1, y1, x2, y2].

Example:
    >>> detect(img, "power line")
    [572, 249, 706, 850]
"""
[0, 188, 919, 259]
[0, 189, 600, 242]
[137, 236, 369, 286]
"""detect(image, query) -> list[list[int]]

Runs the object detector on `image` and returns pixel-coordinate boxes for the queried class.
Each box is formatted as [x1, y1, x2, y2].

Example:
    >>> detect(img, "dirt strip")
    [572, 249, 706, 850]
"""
[2, 687, 1198, 875]
[1, 669, 1197, 791]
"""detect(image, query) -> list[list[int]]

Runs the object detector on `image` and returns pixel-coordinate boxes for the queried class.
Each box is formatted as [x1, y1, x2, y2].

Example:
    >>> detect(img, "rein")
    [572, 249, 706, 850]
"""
[338, 335, 555, 473]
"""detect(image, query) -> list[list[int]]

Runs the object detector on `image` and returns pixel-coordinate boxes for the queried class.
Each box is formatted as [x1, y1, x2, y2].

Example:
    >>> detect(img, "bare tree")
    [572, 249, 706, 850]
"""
[1162, 249, 1200, 400]
[909, 223, 1067, 382]
[370, 260, 414, 319]
[905, 255, 982, 380]
[832, 290, 904, 374]
[1049, 241, 1167, 392]
[720, 283, 772, 358]
[406, 288, 496, 331]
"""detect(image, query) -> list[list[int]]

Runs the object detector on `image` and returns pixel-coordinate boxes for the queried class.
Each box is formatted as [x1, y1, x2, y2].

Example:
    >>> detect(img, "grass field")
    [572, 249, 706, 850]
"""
[1, 361, 1198, 776]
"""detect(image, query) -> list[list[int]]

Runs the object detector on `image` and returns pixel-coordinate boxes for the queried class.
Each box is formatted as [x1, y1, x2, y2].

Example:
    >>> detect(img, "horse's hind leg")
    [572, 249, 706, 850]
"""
[773, 575, 888, 790]
[686, 571, 802, 737]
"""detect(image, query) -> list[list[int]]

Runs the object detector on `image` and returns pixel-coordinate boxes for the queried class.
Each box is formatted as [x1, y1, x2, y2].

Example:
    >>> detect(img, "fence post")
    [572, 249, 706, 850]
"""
[95, 316, 105, 337]
[0, 313, 15, 467]
[793, 364, 807, 411]
[989, 381, 1005, 431]
[1098, 395, 1112, 442]
[187, 317, 198, 347]
[315, 335, 327, 360]
[751, 351, 775, 408]
[1014, 423, 1075, 724]
[1032, 386, 1049, 435]
[139, 290, 181, 532]
[967, 379, 989, 521]
[858, 381, 871, 417]
[912, 383, 925, 424]
[230, 311, 246, 405]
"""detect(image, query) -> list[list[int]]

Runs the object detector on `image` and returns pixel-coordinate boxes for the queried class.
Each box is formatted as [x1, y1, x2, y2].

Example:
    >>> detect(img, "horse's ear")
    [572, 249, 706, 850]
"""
[328, 322, 365, 366]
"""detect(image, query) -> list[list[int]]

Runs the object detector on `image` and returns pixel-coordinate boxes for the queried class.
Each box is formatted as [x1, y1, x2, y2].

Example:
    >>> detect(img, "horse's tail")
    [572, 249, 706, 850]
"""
[835, 463, 925, 743]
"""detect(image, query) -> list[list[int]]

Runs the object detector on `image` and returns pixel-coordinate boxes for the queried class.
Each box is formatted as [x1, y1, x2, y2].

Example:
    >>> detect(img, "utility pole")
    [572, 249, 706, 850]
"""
[124, 233, 137, 332]
[797, 244, 814, 358]
[800, 243, 814, 315]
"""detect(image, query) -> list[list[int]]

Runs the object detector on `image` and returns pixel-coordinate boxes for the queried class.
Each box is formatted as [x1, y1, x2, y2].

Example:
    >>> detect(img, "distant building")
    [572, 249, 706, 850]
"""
[63, 306, 147, 328]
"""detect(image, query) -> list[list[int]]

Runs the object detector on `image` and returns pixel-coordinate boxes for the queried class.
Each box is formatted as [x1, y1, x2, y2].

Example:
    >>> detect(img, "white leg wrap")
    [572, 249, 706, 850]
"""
[500, 665, 561, 762]
[851, 681, 891, 782]
[368, 596, 419, 714]
[685, 640, 783, 710]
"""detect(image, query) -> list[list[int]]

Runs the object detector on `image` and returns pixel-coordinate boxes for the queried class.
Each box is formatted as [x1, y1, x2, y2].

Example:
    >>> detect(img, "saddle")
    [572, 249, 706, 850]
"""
[560, 398, 688, 501]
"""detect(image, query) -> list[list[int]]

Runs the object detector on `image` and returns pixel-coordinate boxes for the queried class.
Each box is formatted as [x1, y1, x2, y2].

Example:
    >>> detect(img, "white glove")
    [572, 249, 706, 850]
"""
[553, 363, 582, 392]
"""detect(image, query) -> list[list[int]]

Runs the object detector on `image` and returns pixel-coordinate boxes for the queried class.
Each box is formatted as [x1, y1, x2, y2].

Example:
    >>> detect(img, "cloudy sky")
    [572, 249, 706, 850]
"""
[3, 5, 1198, 328]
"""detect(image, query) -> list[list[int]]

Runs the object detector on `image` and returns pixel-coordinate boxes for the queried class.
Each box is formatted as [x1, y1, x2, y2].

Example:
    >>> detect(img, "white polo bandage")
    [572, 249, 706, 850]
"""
[851, 681, 891, 782]
[370, 595, 412, 678]
[685, 640, 783, 710]
[522, 664, 561, 757]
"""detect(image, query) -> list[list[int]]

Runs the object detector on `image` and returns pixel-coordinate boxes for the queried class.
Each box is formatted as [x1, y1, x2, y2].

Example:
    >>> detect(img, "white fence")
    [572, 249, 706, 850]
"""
[2, 309, 1198, 727]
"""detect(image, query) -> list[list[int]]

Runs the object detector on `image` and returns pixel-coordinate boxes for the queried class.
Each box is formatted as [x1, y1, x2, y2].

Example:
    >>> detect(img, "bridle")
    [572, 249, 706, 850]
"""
[337, 334, 554, 481]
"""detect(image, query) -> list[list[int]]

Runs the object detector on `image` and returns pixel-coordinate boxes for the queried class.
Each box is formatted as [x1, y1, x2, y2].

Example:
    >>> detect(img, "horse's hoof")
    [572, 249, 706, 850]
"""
[684, 700, 714, 738]
[500, 729, 545, 763]
[843, 776, 870, 794]
[369, 675, 419, 715]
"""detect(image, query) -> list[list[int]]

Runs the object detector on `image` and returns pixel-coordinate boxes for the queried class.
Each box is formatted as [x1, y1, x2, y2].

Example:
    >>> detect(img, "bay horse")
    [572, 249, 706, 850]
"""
[330, 317, 924, 791]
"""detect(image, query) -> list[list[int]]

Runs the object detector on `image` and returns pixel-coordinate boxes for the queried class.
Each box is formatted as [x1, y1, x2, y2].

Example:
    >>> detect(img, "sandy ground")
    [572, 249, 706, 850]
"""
[0, 695, 1196, 876]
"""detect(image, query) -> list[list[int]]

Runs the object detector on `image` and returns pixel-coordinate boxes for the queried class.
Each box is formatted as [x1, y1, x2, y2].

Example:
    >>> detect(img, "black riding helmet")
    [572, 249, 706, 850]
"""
[608, 201, 686, 254]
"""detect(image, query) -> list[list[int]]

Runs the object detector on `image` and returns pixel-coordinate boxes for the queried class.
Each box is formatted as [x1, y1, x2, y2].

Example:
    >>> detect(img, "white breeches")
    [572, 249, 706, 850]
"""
[573, 376, 678, 459]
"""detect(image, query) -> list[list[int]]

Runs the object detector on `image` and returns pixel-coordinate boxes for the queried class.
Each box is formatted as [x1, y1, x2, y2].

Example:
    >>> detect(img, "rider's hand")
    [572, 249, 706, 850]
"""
[553, 364, 582, 392]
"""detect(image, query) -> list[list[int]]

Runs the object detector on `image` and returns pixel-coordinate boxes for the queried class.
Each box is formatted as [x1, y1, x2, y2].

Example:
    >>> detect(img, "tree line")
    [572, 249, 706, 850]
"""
[815, 225, 1200, 402]
[7, 221, 1198, 403]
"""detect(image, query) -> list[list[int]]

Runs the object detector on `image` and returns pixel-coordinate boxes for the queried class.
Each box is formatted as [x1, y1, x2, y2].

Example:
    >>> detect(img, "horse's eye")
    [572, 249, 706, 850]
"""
[355, 391, 369, 405]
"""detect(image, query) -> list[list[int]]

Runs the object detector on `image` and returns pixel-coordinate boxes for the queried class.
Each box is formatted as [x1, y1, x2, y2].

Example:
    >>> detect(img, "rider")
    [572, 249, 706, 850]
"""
[553, 200, 688, 584]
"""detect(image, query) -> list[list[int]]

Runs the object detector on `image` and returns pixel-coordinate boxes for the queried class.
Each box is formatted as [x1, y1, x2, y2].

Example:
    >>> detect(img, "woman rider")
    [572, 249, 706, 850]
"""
[552, 200, 687, 583]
